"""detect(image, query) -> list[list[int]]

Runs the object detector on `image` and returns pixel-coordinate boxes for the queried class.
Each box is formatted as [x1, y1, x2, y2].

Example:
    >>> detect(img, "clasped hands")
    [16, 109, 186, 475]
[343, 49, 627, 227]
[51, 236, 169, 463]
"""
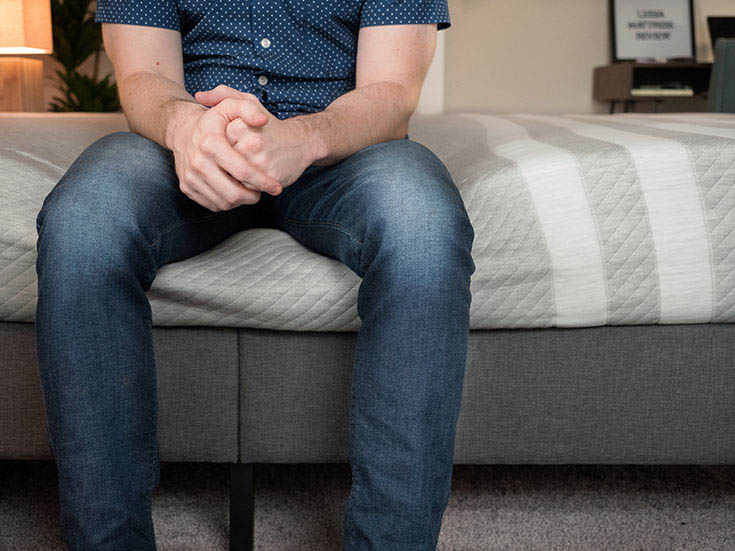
[170, 84, 317, 212]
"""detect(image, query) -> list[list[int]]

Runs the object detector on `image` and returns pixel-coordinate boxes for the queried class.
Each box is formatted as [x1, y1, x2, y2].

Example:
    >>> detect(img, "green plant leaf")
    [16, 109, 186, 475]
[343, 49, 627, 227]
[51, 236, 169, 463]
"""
[50, 0, 120, 112]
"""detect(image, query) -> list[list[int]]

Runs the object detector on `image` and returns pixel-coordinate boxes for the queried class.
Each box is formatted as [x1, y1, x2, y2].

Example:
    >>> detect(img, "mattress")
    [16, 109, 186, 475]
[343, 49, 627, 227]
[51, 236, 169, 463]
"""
[1, 112, 733, 330]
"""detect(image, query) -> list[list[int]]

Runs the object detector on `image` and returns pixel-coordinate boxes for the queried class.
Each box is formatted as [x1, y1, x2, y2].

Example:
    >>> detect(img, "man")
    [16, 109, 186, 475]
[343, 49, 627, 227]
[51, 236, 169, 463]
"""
[34, 0, 476, 549]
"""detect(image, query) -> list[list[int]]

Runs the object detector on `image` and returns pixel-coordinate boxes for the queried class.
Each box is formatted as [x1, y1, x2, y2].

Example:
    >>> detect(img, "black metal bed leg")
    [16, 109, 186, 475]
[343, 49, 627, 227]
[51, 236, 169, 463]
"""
[230, 462, 254, 551]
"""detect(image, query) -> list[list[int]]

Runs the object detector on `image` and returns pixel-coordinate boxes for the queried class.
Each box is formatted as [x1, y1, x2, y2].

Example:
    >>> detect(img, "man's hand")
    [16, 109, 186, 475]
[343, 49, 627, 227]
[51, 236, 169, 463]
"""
[194, 85, 324, 190]
[102, 23, 285, 212]
[166, 97, 285, 211]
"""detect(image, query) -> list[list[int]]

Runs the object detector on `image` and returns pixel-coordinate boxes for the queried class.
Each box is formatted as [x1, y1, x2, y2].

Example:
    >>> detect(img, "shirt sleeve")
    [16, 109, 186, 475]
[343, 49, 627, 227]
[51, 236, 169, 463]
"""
[359, 0, 451, 31]
[94, 0, 180, 32]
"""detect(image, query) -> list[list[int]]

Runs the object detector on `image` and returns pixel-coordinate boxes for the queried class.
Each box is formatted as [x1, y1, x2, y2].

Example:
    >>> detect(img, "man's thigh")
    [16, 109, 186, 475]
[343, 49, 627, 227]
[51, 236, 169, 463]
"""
[37, 131, 269, 276]
[260, 137, 472, 277]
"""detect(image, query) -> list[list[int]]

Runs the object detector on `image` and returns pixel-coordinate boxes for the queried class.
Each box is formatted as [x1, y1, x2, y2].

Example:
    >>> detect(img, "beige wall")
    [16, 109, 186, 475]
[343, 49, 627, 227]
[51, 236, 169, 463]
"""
[416, 33, 446, 114]
[444, 0, 735, 115]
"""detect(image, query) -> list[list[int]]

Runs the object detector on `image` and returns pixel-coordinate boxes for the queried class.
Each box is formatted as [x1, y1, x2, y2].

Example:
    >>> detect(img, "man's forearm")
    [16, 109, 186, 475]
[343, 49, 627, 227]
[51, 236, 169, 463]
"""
[292, 80, 415, 167]
[117, 71, 207, 151]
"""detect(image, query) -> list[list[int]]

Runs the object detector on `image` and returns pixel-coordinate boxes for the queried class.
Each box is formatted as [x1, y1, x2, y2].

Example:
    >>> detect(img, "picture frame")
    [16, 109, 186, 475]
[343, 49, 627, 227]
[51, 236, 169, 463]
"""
[609, 0, 696, 62]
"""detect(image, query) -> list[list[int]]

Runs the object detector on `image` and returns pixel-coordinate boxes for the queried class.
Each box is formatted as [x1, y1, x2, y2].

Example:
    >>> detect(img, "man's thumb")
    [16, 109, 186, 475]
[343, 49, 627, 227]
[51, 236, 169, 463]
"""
[194, 88, 234, 107]
[195, 88, 270, 127]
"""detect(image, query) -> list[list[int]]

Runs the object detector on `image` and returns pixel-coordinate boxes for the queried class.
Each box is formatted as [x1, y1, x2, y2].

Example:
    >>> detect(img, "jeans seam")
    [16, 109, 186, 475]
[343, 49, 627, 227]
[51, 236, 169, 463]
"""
[345, 511, 357, 550]
[143, 304, 160, 493]
[345, 348, 360, 550]
[277, 214, 364, 246]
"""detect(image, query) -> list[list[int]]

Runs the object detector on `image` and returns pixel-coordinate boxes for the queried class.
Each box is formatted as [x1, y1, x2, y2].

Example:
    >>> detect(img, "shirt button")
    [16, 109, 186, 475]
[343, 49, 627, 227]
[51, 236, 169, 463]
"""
[260, 38, 271, 48]
[258, 75, 268, 86]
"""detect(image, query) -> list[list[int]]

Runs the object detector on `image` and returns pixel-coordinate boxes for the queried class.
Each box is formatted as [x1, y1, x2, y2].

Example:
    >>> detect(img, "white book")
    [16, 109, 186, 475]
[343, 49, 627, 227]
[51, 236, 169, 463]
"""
[631, 88, 695, 97]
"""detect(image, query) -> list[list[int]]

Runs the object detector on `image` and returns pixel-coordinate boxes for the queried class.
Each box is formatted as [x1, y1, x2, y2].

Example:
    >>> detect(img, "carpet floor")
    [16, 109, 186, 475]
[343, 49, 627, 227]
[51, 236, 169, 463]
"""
[1, 460, 734, 550]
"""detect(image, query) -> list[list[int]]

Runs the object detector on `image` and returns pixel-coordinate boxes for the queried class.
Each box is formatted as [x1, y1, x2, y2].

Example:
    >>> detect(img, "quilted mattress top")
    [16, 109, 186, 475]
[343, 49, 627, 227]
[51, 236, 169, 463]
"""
[1, 111, 734, 330]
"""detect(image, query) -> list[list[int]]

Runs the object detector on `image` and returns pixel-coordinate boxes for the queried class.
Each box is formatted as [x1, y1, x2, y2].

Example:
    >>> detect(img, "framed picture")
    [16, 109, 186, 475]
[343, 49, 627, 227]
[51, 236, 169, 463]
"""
[610, 0, 695, 62]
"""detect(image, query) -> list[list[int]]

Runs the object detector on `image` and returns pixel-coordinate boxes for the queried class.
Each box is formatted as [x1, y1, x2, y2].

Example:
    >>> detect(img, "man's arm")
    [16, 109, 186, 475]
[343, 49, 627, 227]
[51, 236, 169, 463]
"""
[101, 23, 197, 149]
[298, 22, 438, 166]
[101, 23, 282, 212]
[196, 23, 438, 175]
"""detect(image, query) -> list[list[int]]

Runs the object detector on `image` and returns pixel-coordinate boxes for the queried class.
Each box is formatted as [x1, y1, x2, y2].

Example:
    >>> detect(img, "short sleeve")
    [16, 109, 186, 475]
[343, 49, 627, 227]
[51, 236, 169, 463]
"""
[359, 0, 451, 31]
[95, 0, 180, 32]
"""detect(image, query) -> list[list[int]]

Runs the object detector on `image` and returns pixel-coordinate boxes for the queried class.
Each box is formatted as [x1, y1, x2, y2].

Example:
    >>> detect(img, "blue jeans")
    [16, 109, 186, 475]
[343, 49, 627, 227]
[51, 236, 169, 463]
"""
[34, 131, 476, 550]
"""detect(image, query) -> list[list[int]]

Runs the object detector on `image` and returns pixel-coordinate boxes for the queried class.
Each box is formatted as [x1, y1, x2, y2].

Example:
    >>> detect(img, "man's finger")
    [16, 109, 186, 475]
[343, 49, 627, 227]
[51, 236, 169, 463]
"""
[204, 133, 282, 195]
[225, 117, 249, 146]
[192, 156, 262, 209]
[182, 173, 226, 212]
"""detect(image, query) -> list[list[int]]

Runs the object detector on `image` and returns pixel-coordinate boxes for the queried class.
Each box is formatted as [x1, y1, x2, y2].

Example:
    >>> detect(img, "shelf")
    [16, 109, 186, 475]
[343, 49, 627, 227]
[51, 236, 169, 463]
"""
[593, 62, 712, 102]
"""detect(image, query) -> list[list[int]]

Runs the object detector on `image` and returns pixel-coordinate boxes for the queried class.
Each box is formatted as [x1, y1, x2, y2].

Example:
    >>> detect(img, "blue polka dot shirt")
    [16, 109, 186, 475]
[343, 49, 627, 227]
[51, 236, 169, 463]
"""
[95, 0, 451, 120]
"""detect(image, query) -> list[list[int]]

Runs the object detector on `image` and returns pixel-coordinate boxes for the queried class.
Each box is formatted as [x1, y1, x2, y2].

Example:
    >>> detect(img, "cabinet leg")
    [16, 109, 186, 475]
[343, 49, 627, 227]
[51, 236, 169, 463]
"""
[230, 462, 255, 551]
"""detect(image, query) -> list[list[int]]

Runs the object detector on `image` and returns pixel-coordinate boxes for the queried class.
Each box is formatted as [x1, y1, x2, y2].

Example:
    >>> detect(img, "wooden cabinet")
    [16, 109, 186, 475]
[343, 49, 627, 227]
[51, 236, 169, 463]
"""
[593, 62, 712, 113]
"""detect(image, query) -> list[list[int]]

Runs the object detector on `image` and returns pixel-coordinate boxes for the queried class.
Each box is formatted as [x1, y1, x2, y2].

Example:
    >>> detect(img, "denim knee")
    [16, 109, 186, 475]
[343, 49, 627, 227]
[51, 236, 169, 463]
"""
[357, 139, 476, 281]
[37, 131, 171, 225]
[35, 132, 167, 286]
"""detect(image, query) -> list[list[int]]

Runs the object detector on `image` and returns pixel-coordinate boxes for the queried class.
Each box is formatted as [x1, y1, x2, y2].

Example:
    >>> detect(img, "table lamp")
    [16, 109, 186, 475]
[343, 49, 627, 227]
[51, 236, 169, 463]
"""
[0, 0, 53, 112]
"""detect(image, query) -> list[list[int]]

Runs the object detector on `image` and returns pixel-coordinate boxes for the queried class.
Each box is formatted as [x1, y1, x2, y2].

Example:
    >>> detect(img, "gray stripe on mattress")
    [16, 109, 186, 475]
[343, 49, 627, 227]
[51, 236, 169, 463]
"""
[413, 116, 555, 328]
[569, 117, 735, 323]
[505, 115, 661, 325]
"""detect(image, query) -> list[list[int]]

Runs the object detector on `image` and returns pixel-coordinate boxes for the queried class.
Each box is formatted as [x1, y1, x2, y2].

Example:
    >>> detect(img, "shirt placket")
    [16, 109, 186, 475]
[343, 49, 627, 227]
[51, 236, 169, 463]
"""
[250, 1, 276, 105]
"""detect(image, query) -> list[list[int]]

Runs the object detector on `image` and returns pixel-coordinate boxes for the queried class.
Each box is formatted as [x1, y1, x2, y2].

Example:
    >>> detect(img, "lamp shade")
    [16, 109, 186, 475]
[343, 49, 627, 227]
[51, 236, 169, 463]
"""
[0, 0, 53, 54]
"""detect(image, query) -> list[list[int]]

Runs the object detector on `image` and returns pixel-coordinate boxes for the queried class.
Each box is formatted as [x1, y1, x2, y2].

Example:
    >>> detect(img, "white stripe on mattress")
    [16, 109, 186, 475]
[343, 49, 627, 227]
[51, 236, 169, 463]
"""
[460, 113, 607, 327]
[520, 114, 714, 323]
[576, 115, 735, 140]
[630, 113, 735, 127]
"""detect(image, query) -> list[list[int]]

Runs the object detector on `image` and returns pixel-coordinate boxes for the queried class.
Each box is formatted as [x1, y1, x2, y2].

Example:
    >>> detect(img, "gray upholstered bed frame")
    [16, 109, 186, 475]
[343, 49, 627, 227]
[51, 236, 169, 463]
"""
[2, 319, 733, 550]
